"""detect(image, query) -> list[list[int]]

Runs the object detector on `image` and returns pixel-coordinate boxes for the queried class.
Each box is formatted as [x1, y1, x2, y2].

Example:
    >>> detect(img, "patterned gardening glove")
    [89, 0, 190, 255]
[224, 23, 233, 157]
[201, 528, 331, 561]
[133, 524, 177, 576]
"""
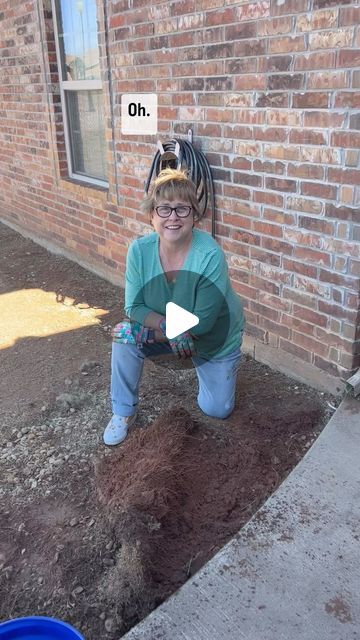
[158, 317, 197, 358]
[111, 320, 155, 344]
[169, 331, 197, 358]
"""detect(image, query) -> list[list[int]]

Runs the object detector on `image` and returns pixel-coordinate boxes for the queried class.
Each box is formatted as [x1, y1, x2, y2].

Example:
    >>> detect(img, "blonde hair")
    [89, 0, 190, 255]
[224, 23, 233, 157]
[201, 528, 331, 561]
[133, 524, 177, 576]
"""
[141, 168, 201, 224]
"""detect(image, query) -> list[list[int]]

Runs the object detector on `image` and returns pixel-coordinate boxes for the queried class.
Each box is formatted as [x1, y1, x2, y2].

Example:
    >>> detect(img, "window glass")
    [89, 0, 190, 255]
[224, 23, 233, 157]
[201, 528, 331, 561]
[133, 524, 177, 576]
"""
[66, 90, 107, 181]
[57, 0, 100, 81]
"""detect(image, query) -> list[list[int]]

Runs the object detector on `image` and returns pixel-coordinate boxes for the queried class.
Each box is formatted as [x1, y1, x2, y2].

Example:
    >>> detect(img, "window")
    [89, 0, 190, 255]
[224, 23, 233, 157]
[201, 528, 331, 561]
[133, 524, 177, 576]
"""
[52, 0, 107, 186]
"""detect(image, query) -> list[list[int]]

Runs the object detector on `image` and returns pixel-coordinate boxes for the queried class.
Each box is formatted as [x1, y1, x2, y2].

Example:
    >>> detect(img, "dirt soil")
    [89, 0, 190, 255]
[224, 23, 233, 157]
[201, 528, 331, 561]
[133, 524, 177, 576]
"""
[0, 222, 341, 638]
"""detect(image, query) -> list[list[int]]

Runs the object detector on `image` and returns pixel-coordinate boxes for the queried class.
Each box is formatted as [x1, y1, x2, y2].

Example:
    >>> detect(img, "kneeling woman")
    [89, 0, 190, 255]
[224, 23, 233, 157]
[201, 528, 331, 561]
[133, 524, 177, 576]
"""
[104, 168, 245, 445]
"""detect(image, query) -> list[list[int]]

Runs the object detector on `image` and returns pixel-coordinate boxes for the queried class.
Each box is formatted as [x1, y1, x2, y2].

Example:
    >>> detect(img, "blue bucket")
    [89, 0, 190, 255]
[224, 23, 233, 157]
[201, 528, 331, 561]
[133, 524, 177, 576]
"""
[0, 616, 84, 639]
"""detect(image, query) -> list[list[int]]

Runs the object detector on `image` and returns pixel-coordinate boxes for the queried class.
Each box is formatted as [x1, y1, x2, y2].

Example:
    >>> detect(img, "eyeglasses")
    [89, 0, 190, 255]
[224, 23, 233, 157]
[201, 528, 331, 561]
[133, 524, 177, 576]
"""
[155, 205, 192, 218]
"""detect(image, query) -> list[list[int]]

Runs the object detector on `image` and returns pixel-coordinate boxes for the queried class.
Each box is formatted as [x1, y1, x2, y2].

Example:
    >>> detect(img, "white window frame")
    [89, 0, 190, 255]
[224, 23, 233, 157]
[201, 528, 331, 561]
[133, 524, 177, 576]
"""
[51, 0, 108, 188]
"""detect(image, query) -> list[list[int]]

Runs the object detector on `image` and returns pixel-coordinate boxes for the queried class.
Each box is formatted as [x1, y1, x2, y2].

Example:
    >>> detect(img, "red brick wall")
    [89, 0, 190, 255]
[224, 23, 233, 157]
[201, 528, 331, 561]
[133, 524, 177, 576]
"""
[0, 0, 359, 381]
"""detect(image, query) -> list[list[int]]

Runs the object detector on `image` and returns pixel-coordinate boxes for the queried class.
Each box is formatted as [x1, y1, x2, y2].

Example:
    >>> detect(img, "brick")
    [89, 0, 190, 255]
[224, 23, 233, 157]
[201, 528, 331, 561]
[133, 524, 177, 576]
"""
[288, 164, 324, 180]
[263, 208, 295, 224]
[262, 55, 292, 72]
[353, 226, 360, 242]
[293, 92, 329, 108]
[225, 22, 257, 41]
[334, 92, 360, 108]
[345, 149, 360, 164]
[293, 304, 328, 328]
[252, 220, 283, 237]
[258, 291, 292, 313]
[295, 51, 336, 71]
[257, 127, 288, 143]
[325, 203, 359, 221]
[261, 237, 294, 256]
[271, 0, 308, 15]
[304, 111, 345, 128]
[256, 93, 289, 108]
[331, 131, 360, 148]
[293, 331, 329, 357]
[178, 13, 204, 29]
[318, 300, 357, 322]
[257, 17, 293, 36]
[269, 35, 306, 54]
[234, 110, 266, 125]
[300, 181, 337, 200]
[250, 273, 280, 296]
[313, 355, 339, 377]
[296, 9, 338, 31]
[245, 324, 267, 340]
[253, 159, 285, 174]
[231, 281, 258, 300]
[290, 130, 327, 145]
[286, 197, 323, 215]
[170, 0, 196, 15]
[345, 292, 360, 314]
[319, 270, 359, 291]
[223, 155, 252, 171]
[294, 246, 331, 267]
[268, 74, 304, 90]
[338, 49, 360, 67]
[283, 258, 318, 279]
[310, 29, 353, 50]
[263, 145, 299, 162]
[196, 122, 221, 137]
[231, 229, 261, 246]
[204, 43, 233, 59]
[205, 76, 233, 91]
[299, 216, 334, 235]
[225, 58, 257, 74]
[323, 237, 360, 259]
[237, 3, 270, 21]
[258, 317, 291, 339]
[282, 312, 317, 336]
[198, 92, 225, 106]
[315, 328, 355, 351]
[250, 301, 279, 322]
[178, 104, 203, 120]
[349, 259, 360, 276]
[266, 177, 297, 192]
[284, 228, 323, 249]
[250, 247, 281, 266]
[233, 141, 262, 156]
[339, 352, 359, 369]
[228, 267, 250, 285]
[233, 172, 262, 187]
[308, 71, 348, 90]
[294, 275, 330, 299]
[280, 339, 312, 363]
[234, 39, 267, 57]
[234, 75, 267, 91]
[340, 6, 360, 26]
[258, 264, 293, 285]
[223, 184, 251, 200]
[299, 144, 341, 163]
[206, 108, 232, 122]
[314, 0, 353, 8]
[224, 94, 253, 108]
[205, 7, 237, 26]
[253, 191, 284, 207]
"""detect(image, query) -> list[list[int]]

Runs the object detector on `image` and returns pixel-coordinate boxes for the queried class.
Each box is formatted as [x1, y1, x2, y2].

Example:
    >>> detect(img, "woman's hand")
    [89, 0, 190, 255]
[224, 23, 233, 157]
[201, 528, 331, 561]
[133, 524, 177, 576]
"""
[112, 320, 150, 344]
[168, 331, 197, 359]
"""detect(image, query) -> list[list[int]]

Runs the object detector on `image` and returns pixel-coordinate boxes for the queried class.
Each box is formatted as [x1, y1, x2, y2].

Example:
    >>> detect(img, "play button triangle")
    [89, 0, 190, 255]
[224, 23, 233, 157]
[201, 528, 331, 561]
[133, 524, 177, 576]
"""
[165, 302, 199, 340]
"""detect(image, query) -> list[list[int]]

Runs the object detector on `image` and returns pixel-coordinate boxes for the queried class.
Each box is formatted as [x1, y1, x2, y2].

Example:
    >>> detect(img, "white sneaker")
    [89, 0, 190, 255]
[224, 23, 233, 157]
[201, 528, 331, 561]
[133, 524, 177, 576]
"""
[103, 412, 137, 446]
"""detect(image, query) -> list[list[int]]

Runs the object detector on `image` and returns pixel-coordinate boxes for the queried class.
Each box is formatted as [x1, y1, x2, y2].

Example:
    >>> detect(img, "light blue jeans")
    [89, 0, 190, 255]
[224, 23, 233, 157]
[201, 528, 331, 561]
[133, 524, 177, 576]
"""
[111, 341, 242, 420]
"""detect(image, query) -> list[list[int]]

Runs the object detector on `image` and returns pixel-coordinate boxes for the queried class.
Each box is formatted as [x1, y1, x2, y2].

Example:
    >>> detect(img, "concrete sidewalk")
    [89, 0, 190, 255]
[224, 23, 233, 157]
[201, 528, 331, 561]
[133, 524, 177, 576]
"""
[123, 395, 360, 640]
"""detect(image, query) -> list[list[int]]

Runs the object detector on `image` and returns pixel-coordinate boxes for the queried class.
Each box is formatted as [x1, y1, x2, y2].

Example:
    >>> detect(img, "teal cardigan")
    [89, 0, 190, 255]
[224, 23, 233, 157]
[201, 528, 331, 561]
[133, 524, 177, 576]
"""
[124, 228, 245, 360]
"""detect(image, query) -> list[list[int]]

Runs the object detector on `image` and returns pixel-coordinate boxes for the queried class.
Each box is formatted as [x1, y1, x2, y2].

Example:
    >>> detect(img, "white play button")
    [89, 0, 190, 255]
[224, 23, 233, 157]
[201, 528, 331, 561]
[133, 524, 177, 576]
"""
[165, 302, 199, 339]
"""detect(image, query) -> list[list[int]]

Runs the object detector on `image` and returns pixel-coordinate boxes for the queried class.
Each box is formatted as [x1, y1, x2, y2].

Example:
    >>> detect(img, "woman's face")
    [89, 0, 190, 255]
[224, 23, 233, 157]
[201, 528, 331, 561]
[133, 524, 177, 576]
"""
[151, 198, 194, 247]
